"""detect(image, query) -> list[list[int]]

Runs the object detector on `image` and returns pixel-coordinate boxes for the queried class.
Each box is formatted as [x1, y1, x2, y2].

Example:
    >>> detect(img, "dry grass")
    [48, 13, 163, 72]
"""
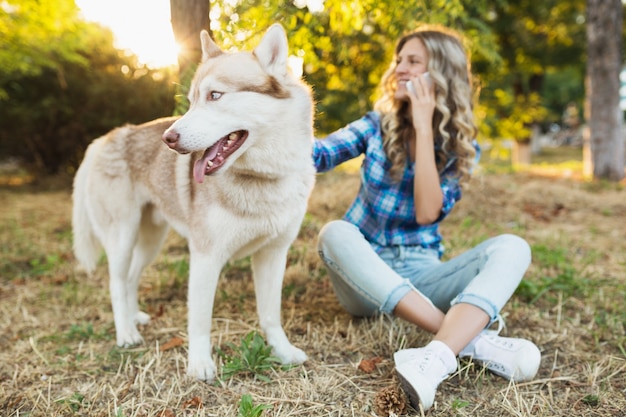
[1, 162, 625, 416]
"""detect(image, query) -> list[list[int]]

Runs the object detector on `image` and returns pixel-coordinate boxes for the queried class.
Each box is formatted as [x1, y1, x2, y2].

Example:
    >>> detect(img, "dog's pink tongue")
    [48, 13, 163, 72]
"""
[193, 158, 207, 183]
[192, 140, 223, 183]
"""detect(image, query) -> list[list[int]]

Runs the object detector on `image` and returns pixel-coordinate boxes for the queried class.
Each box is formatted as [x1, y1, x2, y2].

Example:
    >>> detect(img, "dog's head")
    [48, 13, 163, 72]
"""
[162, 24, 313, 183]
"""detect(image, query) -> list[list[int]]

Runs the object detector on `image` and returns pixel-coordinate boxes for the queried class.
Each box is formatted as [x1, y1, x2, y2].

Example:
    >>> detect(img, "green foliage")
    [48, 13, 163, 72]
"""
[541, 66, 585, 124]
[0, 0, 176, 175]
[207, 0, 593, 142]
[482, 92, 548, 142]
[216, 331, 283, 382]
[472, 0, 587, 140]
[0, 0, 85, 84]
[0, 0, 611, 176]
[173, 64, 194, 115]
[209, 0, 496, 135]
[237, 394, 273, 417]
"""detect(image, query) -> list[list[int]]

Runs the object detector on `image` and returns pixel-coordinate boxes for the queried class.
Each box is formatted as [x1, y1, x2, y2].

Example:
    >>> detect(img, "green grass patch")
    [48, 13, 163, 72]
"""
[216, 331, 286, 382]
[516, 244, 594, 304]
[29, 254, 65, 276]
[238, 394, 272, 417]
[55, 392, 88, 413]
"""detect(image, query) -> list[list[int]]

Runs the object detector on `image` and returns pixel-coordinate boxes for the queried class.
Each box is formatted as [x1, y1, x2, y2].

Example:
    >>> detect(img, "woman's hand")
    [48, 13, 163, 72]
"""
[406, 73, 436, 140]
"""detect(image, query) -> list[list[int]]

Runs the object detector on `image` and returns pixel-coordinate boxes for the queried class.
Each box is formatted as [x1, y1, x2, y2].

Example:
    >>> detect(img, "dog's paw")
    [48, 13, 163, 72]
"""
[134, 311, 151, 325]
[273, 344, 308, 365]
[187, 359, 217, 382]
[116, 327, 144, 347]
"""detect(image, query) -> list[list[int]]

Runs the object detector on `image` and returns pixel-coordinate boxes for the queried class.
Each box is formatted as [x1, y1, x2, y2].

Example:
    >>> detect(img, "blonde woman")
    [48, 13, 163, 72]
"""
[313, 25, 540, 411]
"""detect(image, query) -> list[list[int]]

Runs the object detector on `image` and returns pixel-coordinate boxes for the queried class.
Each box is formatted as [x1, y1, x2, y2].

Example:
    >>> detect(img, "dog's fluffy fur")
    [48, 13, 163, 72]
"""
[72, 24, 316, 381]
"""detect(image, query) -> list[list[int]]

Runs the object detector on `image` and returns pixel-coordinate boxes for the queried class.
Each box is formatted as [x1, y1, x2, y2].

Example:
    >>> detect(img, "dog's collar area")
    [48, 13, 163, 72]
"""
[193, 130, 248, 183]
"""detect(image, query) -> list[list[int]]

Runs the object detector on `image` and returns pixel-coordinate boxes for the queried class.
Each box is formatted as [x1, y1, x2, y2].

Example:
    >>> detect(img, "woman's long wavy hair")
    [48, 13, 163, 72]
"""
[374, 25, 478, 185]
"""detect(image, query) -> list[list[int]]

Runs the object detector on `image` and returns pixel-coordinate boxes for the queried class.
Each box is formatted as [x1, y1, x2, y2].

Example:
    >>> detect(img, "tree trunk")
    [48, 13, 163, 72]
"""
[512, 140, 531, 166]
[169, 0, 210, 112]
[585, 0, 625, 181]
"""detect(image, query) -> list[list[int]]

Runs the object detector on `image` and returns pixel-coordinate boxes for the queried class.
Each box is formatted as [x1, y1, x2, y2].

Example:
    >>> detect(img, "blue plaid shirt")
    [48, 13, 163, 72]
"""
[313, 111, 479, 258]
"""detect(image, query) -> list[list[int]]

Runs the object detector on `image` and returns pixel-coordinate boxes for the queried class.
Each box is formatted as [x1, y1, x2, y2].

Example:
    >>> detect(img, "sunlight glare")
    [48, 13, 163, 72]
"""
[75, 0, 179, 68]
[293, 0, 325, 13]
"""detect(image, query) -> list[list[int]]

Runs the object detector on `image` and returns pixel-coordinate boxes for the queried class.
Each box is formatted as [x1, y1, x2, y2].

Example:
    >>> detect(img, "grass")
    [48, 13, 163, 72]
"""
[238, 394, 273, 417]
[216, 332, 285, 383]
[1, 154, 625, 416]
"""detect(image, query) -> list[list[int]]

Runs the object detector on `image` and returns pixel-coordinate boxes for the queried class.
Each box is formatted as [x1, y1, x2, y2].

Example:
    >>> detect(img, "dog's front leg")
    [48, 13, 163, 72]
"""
[186, 250, 220, 381]
[252, 244, 307, 365]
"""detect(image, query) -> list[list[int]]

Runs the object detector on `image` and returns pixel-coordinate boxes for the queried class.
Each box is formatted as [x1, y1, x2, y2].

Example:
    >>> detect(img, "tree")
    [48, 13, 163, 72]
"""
[469, 0, 588, 164]
[0, 2, 176, 175]
[584, 0, 624, 181]
[207, 0, 496, 135]
[169, 0, 210, 113]
[0, 0, 85, 100]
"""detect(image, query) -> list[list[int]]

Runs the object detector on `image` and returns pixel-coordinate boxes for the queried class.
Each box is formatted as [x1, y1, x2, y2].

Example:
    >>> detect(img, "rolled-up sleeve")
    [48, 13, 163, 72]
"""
[436, 175, 462, 222]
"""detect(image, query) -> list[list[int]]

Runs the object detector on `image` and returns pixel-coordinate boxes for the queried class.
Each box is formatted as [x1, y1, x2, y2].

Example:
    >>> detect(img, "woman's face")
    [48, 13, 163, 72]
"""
[394, 37, 429, 100]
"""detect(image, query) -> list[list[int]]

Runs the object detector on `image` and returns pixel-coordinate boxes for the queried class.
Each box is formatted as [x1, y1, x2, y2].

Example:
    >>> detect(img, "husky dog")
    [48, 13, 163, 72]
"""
[72, 24, 315, 381]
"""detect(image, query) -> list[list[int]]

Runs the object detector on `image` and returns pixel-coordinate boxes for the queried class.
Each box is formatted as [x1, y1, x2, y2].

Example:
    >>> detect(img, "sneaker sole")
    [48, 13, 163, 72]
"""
[396, 369, 424, 411]
[395, 364, 438, 412]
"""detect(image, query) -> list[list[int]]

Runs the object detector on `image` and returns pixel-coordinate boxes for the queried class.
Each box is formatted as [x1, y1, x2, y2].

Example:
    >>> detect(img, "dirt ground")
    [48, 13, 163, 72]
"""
[0, 162, 625, 416]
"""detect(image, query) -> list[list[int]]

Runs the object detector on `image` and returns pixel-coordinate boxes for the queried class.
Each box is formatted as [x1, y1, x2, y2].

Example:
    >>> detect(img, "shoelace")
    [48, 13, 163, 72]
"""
[460, 315, 506, 358]
[492, 314, 506, 334]
[416, 349, 435, 373]
[483, 333, 517, 350]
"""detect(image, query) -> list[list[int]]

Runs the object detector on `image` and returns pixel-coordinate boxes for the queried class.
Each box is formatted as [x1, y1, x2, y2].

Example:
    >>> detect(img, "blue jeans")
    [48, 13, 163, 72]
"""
[317, 220, 531, 323]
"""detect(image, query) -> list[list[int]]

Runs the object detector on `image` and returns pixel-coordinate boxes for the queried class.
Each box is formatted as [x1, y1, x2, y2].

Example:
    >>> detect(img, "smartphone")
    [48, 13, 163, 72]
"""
[406, 72, 431, 95]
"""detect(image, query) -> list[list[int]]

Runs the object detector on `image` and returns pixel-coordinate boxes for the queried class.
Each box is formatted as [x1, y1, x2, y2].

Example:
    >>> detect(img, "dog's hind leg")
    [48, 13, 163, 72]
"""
[251, 243, 308, 365]
[126, 205, 169, 326]
[103, 216, 146, 347]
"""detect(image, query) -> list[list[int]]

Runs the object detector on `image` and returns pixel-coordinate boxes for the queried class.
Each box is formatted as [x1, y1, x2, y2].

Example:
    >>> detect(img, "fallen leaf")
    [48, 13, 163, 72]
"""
[358, 357, 383, 373]
[159, 337, 184, 352]
[182, 396, 203, 409]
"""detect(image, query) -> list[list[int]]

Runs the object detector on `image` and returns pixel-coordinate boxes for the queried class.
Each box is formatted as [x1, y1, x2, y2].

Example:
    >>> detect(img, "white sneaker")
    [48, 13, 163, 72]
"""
[459, 330, 541, 382]
[394, 341, 457, 411]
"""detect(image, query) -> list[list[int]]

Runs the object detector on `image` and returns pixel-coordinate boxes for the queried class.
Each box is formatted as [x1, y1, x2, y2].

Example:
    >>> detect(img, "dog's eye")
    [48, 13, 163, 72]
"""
[207, 91, 223, 101]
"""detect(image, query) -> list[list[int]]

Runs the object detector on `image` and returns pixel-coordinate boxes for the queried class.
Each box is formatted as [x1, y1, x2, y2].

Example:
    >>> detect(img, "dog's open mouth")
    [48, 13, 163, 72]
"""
[193, 130, 248, 183]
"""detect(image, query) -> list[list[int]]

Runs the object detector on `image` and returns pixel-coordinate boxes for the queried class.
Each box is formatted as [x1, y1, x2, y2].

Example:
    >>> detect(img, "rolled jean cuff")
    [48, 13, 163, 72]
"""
[451, 293, 499, 323]
[380, 279, 414, 314]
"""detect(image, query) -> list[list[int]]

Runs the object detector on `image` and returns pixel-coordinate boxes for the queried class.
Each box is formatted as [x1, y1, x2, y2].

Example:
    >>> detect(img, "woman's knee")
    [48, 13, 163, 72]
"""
[317, 220, 362, 258]
[495, 234, 532, 265]
[318, 220, 356, 244]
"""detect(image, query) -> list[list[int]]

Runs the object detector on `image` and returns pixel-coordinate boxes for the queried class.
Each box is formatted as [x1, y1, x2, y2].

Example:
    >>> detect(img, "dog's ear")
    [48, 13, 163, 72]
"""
[254, 24, 288, 77]
[200, 30, 223, 61]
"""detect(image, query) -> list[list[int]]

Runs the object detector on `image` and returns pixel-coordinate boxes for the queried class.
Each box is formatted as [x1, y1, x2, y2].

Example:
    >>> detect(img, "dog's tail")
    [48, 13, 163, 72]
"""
[71, 142, 102, 275]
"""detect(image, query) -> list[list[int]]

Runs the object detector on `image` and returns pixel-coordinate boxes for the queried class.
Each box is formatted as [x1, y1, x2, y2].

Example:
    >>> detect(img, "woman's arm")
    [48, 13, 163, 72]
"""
[408, 74, 443, 224]
[413, 127, 444, 224]
[313, 113, 377, 172]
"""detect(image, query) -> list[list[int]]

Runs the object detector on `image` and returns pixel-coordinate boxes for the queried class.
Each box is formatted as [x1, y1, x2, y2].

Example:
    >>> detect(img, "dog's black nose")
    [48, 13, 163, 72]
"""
[162, 130, 180, 148]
